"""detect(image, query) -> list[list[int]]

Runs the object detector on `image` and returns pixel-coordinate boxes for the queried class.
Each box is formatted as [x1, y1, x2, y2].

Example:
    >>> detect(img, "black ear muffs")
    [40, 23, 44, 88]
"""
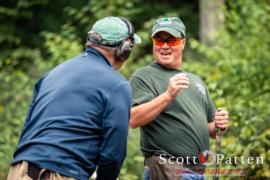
[114, 17, 135, 62]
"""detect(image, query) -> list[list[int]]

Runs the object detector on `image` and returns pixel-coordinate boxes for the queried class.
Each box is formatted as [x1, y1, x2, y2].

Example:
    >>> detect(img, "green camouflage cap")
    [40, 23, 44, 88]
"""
[152, 17, 186, 38]
[88, 16, 141, 46]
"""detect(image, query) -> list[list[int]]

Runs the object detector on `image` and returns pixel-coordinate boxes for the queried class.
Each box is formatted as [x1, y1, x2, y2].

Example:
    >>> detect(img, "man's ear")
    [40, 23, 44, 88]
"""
[182, 39, 186, 50]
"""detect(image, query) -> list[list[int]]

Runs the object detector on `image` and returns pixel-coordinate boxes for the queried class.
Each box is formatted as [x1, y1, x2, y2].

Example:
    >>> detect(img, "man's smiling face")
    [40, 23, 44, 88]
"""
[152, 31, 185, 70]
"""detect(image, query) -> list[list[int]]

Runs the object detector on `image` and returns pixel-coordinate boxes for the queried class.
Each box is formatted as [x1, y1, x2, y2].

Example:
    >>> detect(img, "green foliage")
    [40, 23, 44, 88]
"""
[0, 0, 198, 179]
[120, 129, 144, 180]
[0, 55, 41, 179]
[189, 0, 270, 178]
[42, 31, 83, 67]
[1, 0, 269, 179]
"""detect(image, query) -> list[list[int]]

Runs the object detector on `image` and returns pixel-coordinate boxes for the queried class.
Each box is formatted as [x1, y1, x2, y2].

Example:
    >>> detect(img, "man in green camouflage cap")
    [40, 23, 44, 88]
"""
[129, 17, 229, 180]
[8, 16, 141, 180]
[151, 17, 186, 38]
[88, 16, 141, 47]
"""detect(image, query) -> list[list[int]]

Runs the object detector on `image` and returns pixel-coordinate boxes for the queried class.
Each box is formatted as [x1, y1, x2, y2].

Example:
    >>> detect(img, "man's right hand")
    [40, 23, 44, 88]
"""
[130, 73, 189, 129]
[165, 73, 189, 99]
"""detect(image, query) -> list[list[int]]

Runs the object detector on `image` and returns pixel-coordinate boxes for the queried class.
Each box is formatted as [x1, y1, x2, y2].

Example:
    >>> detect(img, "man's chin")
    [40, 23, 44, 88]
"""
[158, 58, 173, 64]
[160, 55, 172, 60]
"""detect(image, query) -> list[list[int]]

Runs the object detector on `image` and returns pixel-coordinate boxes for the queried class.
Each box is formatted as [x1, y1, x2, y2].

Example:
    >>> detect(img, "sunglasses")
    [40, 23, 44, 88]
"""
[152, 37, 183, 46]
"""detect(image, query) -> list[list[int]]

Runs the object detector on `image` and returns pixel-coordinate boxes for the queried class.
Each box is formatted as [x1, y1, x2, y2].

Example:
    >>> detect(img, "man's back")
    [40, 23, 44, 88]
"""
[12, 48, 131, 179]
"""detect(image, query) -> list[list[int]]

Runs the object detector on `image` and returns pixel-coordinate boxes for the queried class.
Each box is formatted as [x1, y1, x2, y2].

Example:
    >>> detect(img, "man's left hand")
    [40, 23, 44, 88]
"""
[214, 108, 229, 131]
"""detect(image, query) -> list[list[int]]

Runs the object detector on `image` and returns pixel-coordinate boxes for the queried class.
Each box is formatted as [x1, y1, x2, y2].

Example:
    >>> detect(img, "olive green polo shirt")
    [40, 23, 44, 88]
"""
[130, 62, 216, 159]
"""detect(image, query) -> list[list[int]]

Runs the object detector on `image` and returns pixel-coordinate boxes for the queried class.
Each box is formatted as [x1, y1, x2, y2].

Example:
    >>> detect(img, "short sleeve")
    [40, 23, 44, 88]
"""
[205, 87, 216, 122]
[129, 76, 155, 106]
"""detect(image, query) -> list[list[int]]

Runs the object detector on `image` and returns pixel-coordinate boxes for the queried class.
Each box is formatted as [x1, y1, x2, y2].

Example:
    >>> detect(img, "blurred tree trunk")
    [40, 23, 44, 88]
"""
[199, 0, 224, 46]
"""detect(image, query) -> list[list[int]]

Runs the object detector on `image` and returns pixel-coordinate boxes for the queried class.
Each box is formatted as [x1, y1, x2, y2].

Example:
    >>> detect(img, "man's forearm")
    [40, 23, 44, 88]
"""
[130, 93, 174, 128]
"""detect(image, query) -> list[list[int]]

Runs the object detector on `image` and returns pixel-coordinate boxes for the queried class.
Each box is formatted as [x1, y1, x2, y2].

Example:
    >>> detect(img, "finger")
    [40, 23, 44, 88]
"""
[178, 85, 189, 89]
[216, 108, 224, 115]
[215, 118, 229, 126]
[217, 124, 228, 129]
[175, 79, 189, 85]
[174, 76, 189, 81]
[171, 80, 189, 87]
[214, 117, 229, 126]
[215, 113, 229, 118]
[174, 73, 189, 79]
[216, 110, 228, 116]
[215, 116, 229, 121]
[216, 108, 228, 114]
[215, 120, 228, 125]
[173, 84, 189, 89]
[177, 79, 189, 84]
[215, 120, 229, 126]
[217, 108, 223, 111]
[169, 77, 184, 85]
[215, 120, 229, 128]
[175, 73, 188, 77]
[218, 111, 228, 116]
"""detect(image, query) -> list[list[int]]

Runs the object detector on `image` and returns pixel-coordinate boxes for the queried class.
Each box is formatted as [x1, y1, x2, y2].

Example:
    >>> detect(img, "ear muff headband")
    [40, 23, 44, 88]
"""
[114, 17, 135, 61]
[118, 17, 135, 42]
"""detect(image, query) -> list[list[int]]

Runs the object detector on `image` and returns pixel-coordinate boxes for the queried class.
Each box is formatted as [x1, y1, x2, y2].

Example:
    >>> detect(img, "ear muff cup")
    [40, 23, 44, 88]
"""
[114, 39, 134, 61]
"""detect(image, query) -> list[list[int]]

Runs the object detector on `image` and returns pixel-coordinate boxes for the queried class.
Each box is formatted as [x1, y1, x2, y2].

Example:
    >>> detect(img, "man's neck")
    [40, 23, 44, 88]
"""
[92, 46, 123, 70]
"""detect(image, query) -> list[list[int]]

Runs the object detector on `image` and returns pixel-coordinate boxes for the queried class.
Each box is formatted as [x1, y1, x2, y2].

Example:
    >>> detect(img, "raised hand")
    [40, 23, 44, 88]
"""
[165, 73, 189, 99]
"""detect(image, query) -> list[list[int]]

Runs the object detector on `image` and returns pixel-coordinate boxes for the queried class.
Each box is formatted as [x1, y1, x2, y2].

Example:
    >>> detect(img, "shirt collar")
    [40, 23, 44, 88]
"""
[153, 62, 182, 72]
[85, 47, 112, 67]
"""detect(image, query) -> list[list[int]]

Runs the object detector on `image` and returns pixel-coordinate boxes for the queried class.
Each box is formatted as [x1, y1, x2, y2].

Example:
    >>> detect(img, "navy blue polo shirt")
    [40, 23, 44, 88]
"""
[12, 48, 131, 180]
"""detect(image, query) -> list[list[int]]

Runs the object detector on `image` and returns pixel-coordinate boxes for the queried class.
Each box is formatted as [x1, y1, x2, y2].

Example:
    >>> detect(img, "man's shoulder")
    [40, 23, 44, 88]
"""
[185, 72, 208, 88]
[132, 63, 158, 77]
[103, 68, 130, 92]
[185, 71, 203, 80]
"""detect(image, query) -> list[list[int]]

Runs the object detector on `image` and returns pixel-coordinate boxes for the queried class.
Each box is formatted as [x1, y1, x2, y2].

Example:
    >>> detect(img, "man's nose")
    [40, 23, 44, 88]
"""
[161, 42, 170, 49]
